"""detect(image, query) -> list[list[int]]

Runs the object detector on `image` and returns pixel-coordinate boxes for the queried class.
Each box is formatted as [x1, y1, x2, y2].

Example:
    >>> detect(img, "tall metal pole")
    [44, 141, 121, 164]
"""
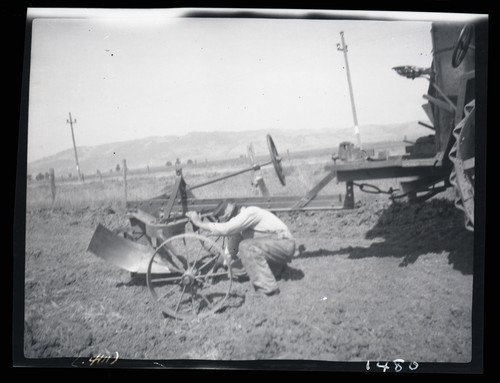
[67, 112, 82, 181]
[337, 31, 361, 149]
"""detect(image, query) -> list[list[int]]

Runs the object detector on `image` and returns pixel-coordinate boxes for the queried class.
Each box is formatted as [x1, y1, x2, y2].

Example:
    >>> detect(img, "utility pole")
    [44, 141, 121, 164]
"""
[337, 31, 361, 150]
[66, 112, 82, 181]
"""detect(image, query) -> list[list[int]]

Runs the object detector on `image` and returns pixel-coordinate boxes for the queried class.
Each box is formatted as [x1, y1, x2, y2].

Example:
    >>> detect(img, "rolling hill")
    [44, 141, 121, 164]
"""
[27, 121, 431, 177]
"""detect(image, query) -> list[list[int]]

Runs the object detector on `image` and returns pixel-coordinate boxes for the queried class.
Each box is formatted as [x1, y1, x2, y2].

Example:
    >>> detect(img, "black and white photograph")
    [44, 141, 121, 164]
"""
[13, 6, 487, 373]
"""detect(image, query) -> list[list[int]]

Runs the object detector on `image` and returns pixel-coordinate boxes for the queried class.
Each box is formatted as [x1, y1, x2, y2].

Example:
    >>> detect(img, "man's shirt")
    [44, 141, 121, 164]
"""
[207, 206, 294, 240]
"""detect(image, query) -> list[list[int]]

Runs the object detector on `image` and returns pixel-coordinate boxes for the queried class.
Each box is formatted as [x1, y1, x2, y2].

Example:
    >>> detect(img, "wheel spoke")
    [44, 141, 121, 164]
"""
[197, 255, 217, 272]
[163, 246, 187, 272]
[195, 269, 230, 286]
[194, 275, 208, 286]
[150, 275, 183, 283]
[203, 235, 221, 252]
[204, 270, 230, 279]
[161, 284, 181, 300]
[197, 292, 213, 309]
[154, 254, 184, 273]
[189, 242, 205, 272]
[182, 238, 191, 269]
[174, 285, 187, 314]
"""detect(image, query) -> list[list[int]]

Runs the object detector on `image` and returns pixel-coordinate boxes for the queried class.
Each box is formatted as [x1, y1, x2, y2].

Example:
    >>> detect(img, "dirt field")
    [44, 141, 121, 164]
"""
[22, 192, 474, 367]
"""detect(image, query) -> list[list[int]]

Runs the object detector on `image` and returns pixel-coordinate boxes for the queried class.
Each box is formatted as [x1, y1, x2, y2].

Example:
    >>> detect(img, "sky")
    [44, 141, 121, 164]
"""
[26, 8, 480, 162]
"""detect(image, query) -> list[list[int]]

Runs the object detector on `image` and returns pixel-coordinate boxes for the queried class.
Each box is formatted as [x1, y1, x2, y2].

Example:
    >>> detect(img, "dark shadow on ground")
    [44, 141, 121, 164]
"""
[279, 265, 305, 281]
[300, 199, 474, 275]
[116, 272, 176, 287]
[298, 249, 339, 260]
[115, 271, 236, 287]
[158, 292, 245, 319]
[217, 292, 246, 313]
[116, 273, 148, 287]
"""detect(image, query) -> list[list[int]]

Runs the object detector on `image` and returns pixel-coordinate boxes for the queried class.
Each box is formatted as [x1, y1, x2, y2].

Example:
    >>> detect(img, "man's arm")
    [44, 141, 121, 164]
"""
[185, 211, 215, 232]
[185, 209, 256, 236]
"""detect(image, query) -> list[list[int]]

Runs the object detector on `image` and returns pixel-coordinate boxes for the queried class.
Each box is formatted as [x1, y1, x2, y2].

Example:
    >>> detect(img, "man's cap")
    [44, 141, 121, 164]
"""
[212, 199, 237, 222]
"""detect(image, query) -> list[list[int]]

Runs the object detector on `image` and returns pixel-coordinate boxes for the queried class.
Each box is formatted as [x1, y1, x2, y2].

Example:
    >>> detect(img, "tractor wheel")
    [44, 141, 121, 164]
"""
[146, 233, 233, 320]
[449, 100, 475, 231]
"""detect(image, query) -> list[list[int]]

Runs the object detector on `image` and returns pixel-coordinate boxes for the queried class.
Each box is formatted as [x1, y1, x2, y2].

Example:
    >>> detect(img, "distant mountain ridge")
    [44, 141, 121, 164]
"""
[27, 122, 430, 177]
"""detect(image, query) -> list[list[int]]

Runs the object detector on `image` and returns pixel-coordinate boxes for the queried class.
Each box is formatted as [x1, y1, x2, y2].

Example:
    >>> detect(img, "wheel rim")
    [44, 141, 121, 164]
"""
[267, 134, 286, 186]
[146, 233, 233, 319]
[452, 24, 473, 68]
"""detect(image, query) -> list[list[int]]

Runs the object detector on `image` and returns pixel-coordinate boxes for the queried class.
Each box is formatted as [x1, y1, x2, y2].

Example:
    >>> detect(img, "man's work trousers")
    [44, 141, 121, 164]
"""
[237, 237, 295, 295]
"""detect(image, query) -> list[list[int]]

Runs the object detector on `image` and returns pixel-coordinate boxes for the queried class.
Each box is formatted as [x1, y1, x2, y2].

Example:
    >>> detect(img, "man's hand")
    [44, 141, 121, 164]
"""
[186, 211, 213, 233]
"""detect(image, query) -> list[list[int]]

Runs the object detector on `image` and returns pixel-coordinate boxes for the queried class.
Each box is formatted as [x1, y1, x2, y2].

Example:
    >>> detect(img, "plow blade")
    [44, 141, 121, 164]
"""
[87, 224, 170, 274]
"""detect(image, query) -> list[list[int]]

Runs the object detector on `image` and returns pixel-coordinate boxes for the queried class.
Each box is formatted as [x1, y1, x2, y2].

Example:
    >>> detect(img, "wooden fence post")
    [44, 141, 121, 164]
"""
[123, 159, 128, 205]
[49, 168, 56, 203]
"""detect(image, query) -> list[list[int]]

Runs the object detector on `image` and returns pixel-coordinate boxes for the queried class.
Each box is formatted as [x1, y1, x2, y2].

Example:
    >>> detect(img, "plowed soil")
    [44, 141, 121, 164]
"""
[23, 195, 474, 366]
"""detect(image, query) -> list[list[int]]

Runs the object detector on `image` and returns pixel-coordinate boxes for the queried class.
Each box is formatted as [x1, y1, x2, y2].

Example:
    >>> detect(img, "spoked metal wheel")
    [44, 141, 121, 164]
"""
[146, 233, 232, 320]
[452, 24, 474, 68]
[267, 134, 286, 186]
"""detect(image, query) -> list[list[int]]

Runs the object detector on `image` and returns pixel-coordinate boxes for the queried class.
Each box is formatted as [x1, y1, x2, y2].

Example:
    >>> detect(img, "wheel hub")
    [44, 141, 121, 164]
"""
[181, 272, 195, 286]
